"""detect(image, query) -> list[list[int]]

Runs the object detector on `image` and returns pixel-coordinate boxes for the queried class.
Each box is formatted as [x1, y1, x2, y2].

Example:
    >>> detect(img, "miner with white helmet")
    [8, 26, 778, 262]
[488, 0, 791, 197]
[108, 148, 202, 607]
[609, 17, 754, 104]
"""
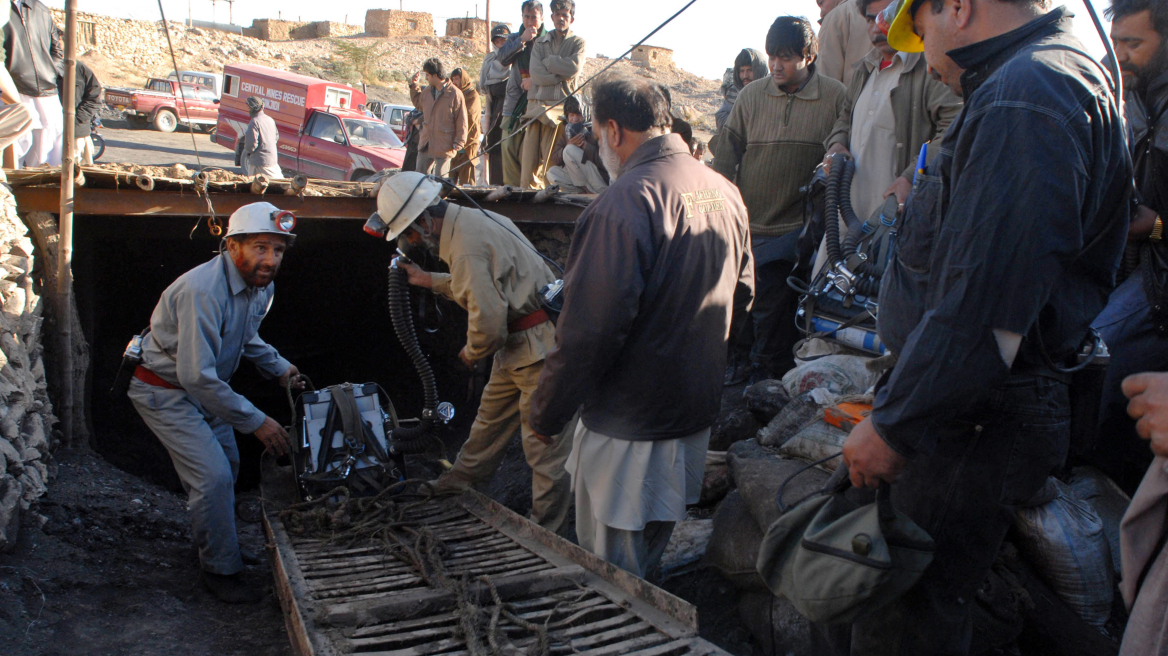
[365, 171, 573, 532]
[127, 202, 305, 604]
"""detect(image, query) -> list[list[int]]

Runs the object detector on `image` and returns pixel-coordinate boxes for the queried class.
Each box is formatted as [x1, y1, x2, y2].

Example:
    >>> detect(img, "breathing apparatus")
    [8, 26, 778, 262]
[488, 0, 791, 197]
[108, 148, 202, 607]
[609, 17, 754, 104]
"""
[365, 171, 567, 325]
[792, 152, 897, 356]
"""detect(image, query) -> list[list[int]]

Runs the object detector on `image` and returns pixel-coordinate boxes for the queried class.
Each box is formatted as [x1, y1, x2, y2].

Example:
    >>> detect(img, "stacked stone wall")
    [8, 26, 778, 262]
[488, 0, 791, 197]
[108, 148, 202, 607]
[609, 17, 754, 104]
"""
[365, 10, 434, 38]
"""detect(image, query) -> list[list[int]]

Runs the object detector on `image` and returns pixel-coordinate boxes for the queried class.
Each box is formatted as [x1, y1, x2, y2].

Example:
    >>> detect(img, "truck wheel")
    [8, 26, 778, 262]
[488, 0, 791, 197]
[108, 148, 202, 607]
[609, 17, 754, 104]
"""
[351, 170, 374, 182]
[208, 126, 217, 141]
[154, 110, 178, 133]
[234, 140, 244, 167]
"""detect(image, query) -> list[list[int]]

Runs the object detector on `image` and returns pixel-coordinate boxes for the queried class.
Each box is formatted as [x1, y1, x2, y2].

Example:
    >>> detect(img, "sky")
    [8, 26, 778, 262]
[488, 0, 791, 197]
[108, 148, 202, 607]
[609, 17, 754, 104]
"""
[43, 0, 1114, 81]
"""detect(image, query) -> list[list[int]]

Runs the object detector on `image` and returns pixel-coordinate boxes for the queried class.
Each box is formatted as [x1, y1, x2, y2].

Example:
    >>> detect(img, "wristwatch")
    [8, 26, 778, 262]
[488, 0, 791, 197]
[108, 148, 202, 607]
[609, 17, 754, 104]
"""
[1152, 215, 1164, 242]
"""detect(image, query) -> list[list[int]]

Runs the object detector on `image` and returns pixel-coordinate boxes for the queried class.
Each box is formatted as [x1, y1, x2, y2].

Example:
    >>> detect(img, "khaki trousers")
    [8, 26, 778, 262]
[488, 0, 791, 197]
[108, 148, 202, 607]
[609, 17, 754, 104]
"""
[502, 118, 524, 187]
[520, 118, 558, 190]
[446, 356, 574, 532]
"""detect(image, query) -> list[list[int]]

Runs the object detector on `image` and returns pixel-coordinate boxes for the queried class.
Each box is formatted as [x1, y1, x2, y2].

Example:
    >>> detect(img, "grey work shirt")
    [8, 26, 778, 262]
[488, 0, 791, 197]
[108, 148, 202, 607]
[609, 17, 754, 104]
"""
[140, 252, 291, 434]
[245, 111, 280, 170]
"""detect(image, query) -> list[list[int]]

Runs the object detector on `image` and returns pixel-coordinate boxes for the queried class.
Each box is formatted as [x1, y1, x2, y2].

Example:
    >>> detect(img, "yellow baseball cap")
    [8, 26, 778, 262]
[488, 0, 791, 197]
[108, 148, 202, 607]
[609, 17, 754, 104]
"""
[887, 0, 926, 53]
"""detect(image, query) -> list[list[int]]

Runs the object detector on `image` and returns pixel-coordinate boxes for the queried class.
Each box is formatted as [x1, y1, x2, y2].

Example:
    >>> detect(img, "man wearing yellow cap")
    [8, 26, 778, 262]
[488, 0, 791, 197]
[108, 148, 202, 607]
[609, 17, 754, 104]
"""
[829, 0, 1131, 652]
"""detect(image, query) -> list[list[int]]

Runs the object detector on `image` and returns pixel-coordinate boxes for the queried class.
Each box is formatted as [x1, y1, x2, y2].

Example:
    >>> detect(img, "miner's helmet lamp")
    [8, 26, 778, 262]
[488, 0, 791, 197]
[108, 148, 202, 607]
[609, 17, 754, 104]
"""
[363, 171, 444, 242]
[225, 202, 297, 244]
[885, 0, 926, 53]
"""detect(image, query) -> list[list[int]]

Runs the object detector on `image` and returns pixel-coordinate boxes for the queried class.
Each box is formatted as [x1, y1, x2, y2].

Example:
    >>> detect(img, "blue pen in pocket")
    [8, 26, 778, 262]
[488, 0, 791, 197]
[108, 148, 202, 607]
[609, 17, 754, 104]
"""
[914, 142, 929, 183]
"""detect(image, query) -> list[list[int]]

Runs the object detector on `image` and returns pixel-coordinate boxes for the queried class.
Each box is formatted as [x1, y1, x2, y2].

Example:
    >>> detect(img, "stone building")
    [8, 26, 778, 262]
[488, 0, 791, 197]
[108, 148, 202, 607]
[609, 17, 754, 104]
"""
[444, 18, 510, 41]
[631, 45, 674, 69]
[243, 19, 362, 41]
[365, 9, 434, 38]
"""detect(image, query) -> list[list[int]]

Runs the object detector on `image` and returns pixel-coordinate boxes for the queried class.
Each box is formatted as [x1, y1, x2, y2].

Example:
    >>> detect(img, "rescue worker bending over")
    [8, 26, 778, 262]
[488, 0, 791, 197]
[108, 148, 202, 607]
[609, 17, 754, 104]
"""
[825, 0, 1131, 653]
[128, 203, 305, 604]
[374, 172, 574, 532]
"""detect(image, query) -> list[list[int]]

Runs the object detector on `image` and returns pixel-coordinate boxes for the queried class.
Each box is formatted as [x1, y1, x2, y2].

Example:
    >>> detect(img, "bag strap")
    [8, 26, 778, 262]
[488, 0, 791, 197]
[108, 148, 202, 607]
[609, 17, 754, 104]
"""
[776, 453, 849, 512]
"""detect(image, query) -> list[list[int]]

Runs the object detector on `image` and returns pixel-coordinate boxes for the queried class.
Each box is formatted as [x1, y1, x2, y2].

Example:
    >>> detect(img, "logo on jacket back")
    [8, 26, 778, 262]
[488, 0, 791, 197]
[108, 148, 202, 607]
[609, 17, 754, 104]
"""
[680, 189, 725, 218]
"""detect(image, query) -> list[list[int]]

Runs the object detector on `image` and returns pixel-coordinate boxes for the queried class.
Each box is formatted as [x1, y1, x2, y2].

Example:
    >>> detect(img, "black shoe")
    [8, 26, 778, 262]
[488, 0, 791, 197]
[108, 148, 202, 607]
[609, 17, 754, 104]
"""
[240, 546, 262, 566]
[201, 571, 263, 604]
[724, 359, 751, 386]
[191, 545, 262, 567]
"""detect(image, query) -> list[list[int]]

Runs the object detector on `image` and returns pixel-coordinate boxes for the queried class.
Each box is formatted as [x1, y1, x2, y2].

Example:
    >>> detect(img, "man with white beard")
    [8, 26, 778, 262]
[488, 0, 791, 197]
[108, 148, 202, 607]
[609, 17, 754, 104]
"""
[529, 75, 754, 578]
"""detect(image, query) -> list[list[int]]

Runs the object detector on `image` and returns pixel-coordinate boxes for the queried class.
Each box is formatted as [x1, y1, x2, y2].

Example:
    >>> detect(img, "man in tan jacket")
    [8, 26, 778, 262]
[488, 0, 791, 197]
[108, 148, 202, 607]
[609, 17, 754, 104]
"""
[374, 171, 574, 532]
[449, 68, 482, 186]
[521, 0, 586, 189]
[409, 58, 468, 177]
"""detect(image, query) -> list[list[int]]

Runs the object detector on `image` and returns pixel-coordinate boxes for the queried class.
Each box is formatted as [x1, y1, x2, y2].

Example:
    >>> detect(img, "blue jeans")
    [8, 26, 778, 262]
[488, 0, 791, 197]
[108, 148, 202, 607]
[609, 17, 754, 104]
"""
[816, 374, 1070, 655]
[1090, 271, 1168, 492]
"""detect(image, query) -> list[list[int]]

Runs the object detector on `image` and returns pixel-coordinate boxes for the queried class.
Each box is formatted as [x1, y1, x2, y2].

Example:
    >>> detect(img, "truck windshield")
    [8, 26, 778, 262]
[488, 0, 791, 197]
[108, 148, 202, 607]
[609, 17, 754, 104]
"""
[343, 119, 403, 149]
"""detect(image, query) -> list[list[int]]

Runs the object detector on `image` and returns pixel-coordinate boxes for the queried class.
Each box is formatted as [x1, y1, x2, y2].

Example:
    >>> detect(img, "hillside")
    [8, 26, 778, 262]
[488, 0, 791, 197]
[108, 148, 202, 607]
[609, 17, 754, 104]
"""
[61, 10, 722, 129]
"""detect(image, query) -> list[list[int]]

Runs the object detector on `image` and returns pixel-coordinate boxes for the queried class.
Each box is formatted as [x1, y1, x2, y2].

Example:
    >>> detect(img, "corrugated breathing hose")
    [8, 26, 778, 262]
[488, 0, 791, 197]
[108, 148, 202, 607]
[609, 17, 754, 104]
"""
[387, 264, 437, 448]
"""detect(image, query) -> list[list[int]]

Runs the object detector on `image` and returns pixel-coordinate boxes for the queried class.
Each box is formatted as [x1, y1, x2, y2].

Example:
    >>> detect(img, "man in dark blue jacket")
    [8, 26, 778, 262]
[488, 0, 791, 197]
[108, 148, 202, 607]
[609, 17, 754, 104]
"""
[833, 0, 1131, 652]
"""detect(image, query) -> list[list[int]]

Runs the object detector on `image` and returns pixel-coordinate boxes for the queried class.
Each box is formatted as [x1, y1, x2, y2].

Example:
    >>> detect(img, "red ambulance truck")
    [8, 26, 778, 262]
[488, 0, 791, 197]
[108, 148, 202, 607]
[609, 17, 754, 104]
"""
[213, 64, 406, 181]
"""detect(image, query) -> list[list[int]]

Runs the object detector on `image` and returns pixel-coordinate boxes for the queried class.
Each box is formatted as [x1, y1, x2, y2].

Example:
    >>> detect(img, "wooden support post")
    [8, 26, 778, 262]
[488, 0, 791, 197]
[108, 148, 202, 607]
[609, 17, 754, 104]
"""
[58, 0, 77, 444]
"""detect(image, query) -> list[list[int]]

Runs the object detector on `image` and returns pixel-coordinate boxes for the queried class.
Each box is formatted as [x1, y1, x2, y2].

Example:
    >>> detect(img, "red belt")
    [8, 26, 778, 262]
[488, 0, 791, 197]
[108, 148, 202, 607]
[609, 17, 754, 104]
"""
[134, 366, 183, 391]
[508, 309, 550, 333]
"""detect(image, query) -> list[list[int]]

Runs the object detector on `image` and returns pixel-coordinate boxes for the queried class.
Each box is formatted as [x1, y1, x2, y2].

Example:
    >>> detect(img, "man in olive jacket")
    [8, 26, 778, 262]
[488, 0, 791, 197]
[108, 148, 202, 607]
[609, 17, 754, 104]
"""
[823, 0, 962, 223]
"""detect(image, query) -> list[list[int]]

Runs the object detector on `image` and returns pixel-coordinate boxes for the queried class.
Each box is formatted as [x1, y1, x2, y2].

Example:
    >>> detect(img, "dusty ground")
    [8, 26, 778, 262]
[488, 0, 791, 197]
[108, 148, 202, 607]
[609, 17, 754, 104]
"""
[0, 446, 290, 656]
[95, 114, 237, 170]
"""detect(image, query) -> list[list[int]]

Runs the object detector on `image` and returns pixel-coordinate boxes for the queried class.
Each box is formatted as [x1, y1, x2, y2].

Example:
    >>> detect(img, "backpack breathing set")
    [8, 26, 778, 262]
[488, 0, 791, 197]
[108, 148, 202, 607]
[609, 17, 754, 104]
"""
[792, 153, 899, 357]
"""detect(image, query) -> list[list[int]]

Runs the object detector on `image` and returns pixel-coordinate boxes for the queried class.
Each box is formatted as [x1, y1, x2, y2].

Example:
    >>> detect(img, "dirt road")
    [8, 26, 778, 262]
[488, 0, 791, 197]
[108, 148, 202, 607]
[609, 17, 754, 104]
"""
[97, 117, 238, 170]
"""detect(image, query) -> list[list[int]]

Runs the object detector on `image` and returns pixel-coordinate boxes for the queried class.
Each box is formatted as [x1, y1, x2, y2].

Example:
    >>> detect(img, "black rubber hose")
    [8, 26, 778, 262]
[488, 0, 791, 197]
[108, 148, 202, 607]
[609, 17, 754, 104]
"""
[839, 159, 860, 237]
[824, 154, 846, 266]
[388, 265, 437, 440]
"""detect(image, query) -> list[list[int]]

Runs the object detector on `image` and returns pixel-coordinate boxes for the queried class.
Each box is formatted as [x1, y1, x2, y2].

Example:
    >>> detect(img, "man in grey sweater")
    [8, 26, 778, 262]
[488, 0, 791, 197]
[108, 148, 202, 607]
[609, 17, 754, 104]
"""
[243, 96, 282, 179]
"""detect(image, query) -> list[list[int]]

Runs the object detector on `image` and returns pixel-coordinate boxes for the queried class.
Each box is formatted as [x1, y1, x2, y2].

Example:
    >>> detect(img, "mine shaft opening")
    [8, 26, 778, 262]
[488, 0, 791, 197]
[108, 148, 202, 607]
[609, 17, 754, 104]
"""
[72, 214, 484, 493]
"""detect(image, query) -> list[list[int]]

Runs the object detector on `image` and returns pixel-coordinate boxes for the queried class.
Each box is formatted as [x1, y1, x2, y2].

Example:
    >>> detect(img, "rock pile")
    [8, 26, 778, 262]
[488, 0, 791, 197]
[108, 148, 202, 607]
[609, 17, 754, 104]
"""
[0, 174, 57, 552]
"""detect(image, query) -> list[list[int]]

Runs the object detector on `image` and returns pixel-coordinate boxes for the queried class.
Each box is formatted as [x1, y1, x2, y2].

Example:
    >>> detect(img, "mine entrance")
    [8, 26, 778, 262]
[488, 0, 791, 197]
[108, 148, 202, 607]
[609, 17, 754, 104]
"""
[73, 214, 477, 491]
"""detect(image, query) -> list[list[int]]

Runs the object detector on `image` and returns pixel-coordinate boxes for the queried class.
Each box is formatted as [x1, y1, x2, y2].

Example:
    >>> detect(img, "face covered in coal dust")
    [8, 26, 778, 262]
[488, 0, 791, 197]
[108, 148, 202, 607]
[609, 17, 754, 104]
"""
[226, 234, 288, 288]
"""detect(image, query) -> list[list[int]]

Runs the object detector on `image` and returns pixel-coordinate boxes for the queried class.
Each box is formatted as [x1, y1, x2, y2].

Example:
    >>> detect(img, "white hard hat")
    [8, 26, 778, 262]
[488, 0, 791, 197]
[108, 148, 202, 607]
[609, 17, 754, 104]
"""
[364, 172, 443, 242]
[226, 202, 297, 244]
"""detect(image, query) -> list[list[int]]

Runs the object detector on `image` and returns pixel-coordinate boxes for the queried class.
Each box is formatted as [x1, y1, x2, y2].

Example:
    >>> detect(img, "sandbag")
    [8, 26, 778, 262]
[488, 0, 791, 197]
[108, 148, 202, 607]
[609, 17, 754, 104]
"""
[781, 353, 878, 398]
[777, 419, 849, 471]
[1067, 466, 1130, 578]
[727, 439, 830, 530]
[736, 590, 812, 656]
[700, 451, 732, 507]
[709, 406, 762, 452]
[743, 379, 791, 425]
[1014, 477, 1114, 629]
[758, 392, 822, 447]
[706, 490, 768, 591]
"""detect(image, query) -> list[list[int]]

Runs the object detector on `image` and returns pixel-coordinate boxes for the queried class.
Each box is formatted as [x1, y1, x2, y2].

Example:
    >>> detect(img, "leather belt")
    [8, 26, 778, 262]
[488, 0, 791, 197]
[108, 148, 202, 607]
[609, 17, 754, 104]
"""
[134, 366, 183, 390]
[508, 309, 550, 334]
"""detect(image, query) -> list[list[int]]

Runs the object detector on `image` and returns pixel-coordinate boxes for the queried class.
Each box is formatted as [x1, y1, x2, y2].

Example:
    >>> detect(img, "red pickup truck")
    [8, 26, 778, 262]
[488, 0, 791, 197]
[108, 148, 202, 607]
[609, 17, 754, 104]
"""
[104, 78, 220, 133]
[213, 64, 405, 181]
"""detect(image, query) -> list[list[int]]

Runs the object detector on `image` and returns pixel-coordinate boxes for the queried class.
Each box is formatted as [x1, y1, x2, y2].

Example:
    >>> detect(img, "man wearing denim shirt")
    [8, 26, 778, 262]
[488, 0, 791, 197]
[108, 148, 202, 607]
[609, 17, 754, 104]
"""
[827, 0, 1131, 653]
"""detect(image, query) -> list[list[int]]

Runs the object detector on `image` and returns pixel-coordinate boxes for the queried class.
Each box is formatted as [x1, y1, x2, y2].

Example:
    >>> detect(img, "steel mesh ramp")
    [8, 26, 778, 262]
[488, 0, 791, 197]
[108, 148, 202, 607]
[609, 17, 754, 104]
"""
[261, 462, 730, 656]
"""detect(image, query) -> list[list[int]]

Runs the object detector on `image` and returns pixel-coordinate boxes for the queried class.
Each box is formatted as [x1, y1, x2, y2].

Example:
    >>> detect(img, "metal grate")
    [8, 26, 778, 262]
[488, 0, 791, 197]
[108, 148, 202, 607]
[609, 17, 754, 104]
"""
[342, 584, 720, 655]
[262, 462, 730, 656]
[289, 500, 555, 604]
